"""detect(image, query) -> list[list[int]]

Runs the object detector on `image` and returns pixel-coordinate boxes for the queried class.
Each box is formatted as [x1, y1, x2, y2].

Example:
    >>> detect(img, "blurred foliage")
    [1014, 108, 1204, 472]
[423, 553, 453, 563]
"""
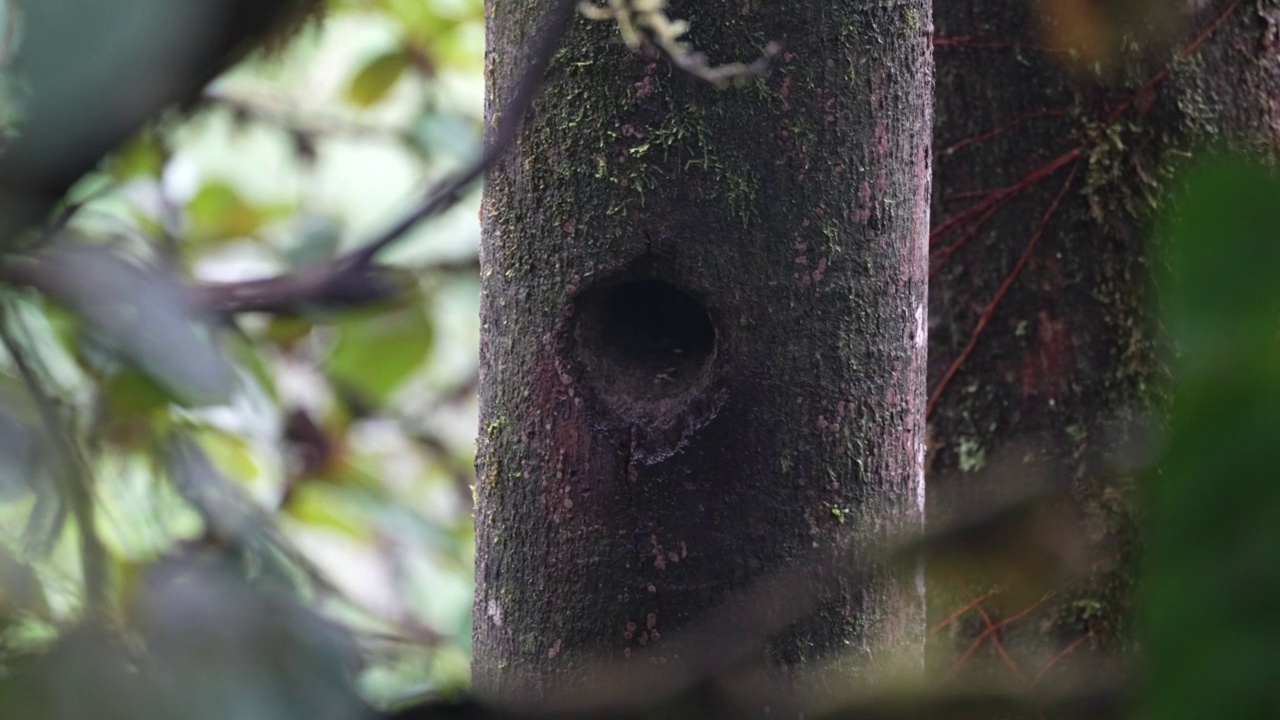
[0, 0, 483, 715]
[1035, 0, 1211, 75]
[1140, 156, 1280, 719]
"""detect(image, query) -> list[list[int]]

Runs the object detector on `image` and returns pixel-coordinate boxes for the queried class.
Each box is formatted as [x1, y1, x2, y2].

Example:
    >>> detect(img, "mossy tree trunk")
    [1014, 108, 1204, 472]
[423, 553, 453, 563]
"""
[927, 0, 1280, 673]
[475, 0, 933, 708]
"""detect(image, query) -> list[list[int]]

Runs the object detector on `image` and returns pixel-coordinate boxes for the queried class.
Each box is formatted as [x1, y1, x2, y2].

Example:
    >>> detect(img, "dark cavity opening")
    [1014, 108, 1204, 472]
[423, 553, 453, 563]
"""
[573, 279, 715, 401]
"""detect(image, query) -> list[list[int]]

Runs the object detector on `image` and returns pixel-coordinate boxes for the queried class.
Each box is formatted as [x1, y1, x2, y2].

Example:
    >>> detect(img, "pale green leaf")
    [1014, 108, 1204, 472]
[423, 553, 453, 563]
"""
[346, 49, 412, 108]
[327, 301, 433, 403]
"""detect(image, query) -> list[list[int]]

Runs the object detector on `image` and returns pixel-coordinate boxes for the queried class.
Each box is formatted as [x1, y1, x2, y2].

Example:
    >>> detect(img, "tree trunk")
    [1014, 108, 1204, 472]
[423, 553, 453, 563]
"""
[927, 0, 1280, 673]
[475, 0, 933, 709]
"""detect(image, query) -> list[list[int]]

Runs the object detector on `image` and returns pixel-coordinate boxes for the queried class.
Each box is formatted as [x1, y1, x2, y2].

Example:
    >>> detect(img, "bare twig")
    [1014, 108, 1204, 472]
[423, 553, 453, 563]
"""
[206, 88, 419, 146]
[579, 0, 778, 85]
[0, 252, 476, 316]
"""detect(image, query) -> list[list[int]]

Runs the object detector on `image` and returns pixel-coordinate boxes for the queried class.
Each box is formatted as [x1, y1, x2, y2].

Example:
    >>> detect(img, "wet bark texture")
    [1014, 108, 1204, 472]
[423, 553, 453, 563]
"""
[475, 0, 932, 706]
[928, 0, 1280, 671]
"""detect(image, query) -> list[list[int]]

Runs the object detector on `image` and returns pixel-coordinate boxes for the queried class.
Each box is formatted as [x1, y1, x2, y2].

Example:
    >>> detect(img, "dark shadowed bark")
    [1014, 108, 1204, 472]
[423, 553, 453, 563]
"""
[927, 0, 1280, 675]
[475, 0, 933, 709]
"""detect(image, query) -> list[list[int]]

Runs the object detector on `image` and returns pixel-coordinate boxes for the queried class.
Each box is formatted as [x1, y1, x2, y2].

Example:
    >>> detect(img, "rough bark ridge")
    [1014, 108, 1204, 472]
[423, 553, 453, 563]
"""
[928, 0, 1280, 674]
[476, 0, 932, 706]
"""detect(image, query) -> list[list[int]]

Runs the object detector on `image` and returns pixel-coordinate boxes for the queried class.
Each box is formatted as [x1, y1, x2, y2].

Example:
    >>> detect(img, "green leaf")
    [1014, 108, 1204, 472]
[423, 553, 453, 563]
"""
[223, 332, 277, 402]
[133, 551, 367, 720]
[1161, 158, 1280, 362]
[0, 0, 235, 241]
[284, 484, 372, 540]
[265, 316, 316, 349]
[326, 300, 433, 404]
[195, 430, 264, 486]
[97, 368, 174, 448]
[165, 434, 277, 561]
[410, 111, 479, 161]
[425, 20, 482, 71]
[1142, 155, 1280, 720]
[108, 131, 166, 180]
[346, 48, 412, 108]
[103, 368, 173, 418]
[186, 180, 292, 243]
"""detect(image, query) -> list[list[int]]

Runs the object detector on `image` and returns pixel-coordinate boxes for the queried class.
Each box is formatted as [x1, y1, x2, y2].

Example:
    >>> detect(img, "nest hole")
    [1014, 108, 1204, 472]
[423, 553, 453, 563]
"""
[572, 279, 716, 402]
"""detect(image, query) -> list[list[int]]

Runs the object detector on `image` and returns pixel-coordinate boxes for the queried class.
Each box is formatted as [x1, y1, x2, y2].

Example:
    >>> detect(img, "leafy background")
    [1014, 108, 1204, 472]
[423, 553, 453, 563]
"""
[0, 0, 484, 711]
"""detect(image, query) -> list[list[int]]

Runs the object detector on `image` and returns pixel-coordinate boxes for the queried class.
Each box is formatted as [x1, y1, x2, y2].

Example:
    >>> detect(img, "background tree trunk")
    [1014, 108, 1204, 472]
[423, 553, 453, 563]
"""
[927, 0, 1280, 676]
[475, 0, 932, 708]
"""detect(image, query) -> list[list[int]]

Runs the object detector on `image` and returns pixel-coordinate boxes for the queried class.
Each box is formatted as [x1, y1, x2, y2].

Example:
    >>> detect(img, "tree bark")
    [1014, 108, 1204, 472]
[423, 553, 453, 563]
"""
[927, 0, 1280, 672]
[475, 0, 933, 709]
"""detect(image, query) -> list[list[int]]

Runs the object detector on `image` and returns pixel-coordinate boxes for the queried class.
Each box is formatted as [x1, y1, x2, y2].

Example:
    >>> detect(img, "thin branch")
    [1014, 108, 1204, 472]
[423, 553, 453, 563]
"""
[1034, 633, 1092, 686]
[206, 88, 419, 145]
[0, 253, 476, 316]
[928, 201, 1003, 277]
[953, 577, 1027, 682]
[929, 588, 1000, 636]
[929, 147, 1081, 251]
[579, 0, 778, 86]
[341, 0, 581, 270]
[484, 476, 1091, 716]
[949, 584, 1067, 676]
[808, 680, 1130, 720]
[939, 108, 1067, 158]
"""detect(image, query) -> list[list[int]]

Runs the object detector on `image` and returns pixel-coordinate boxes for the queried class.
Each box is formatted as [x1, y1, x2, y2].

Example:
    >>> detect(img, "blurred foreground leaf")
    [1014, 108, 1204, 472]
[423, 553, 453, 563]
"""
[36, 243, 234, 404]
[0, 551, 368, 720]
[106, 131, 167, 182]
[135, 551, 369, 720]
[0, 378, 52, 502]
[166, 433, 302, 588]
[0, 546, 50, 619]
[0, 0, 322, 239]
[1142, 156, 1280, 719]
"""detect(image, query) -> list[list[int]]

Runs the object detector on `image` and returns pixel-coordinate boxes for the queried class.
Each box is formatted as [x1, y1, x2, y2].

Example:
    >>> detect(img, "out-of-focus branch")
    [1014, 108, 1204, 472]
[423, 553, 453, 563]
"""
[0, 254, 478, 316]
[206, 89, 420, 146]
